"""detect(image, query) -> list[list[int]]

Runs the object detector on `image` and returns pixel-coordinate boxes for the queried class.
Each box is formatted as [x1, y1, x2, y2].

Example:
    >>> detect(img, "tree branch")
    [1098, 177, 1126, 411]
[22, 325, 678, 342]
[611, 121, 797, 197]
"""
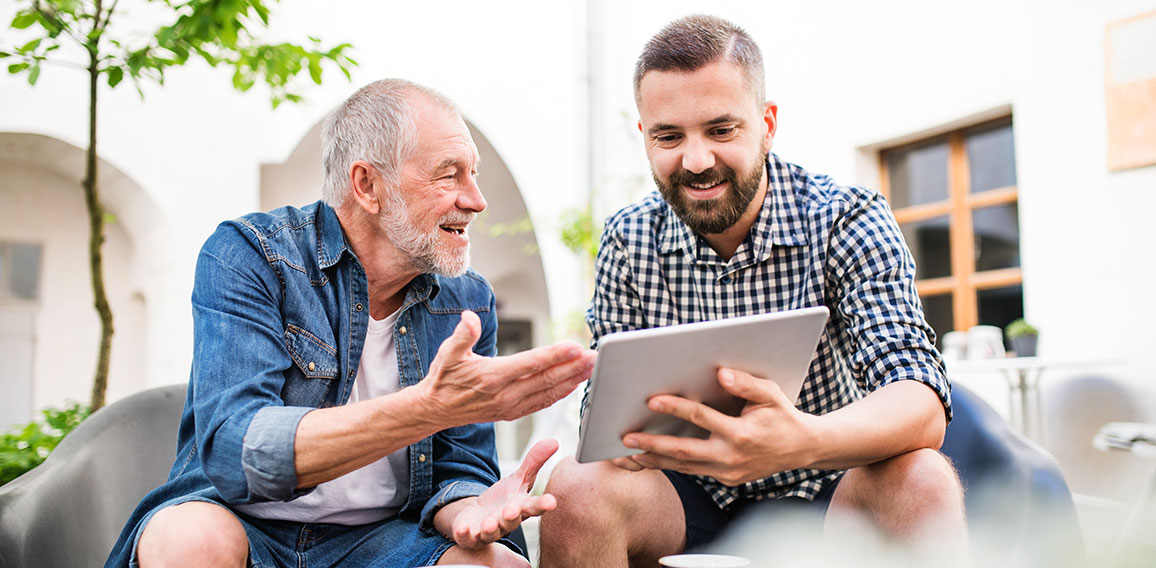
[95, 0, 121, 36]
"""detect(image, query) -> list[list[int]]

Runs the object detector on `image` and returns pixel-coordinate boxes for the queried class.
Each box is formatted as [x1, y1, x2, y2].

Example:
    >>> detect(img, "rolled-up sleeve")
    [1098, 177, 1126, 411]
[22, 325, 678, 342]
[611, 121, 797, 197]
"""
[826, 192, 952, 421]
[190, 223, 313, 504]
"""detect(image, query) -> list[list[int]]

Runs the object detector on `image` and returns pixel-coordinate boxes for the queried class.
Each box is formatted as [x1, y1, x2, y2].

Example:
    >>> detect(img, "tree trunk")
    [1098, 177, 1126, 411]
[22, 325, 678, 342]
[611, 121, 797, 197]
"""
[84, 44, 113, 412]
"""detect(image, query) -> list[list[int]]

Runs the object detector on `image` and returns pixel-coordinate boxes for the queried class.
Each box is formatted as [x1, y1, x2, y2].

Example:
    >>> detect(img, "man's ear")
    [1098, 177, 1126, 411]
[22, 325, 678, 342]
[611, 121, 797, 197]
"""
[349, 160, 381, 216]
[763, 101, 779, 147]
[637, 120, 643, 133]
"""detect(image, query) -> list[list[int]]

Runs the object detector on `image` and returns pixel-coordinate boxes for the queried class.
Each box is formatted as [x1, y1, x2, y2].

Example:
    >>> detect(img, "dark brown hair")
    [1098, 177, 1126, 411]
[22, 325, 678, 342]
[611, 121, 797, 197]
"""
[633, 14, 765, 107]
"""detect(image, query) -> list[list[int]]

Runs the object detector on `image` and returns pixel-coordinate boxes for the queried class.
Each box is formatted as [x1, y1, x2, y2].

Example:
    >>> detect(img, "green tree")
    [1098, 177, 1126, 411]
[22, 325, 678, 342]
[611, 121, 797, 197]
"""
[1, 0, 355, 411]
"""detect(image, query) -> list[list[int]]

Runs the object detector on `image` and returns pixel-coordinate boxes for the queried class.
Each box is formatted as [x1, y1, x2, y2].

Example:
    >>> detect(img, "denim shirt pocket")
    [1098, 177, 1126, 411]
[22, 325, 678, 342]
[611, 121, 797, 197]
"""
[282, 324, 340, 409]
[284, 324, 339, 378]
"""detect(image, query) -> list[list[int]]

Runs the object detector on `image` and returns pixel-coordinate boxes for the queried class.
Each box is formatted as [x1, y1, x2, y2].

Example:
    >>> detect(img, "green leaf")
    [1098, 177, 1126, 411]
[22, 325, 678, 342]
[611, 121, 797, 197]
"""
[11, 12, 38, 30]
[307, 54, 321, 84]
[19, 38, 42, 53]
[27, 64, 40, 85]
[107, 66, 124, 88]
[7, 62, 30, 73]
[0, 51, 10, 59]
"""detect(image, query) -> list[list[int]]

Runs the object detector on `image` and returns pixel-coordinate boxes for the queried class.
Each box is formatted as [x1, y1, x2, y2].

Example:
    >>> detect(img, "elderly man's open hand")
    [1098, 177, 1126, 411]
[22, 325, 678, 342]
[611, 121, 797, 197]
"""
[420, 311, 595, 427]
[437, 438, 561, 549]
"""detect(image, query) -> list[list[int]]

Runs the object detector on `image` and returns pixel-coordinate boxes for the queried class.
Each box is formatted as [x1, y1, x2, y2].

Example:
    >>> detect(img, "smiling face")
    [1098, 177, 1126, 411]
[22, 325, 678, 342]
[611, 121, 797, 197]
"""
[381, 96, 486, 277]
[637, 61, 776, 237]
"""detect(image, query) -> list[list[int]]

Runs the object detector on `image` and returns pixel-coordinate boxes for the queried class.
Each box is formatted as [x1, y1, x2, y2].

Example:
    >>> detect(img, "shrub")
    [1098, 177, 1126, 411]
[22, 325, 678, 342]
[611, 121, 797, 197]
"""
[0, 403, 90, 486]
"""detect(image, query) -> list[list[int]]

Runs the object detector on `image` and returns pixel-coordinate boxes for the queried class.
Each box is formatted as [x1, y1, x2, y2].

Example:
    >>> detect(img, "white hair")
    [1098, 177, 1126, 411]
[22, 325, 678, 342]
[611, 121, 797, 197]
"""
[320, 79, 459, 207]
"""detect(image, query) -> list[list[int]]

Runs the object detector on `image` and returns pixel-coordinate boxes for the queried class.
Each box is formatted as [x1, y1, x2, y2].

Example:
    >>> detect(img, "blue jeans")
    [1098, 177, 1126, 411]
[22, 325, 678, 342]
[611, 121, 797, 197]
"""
[127, 496, 524, 568]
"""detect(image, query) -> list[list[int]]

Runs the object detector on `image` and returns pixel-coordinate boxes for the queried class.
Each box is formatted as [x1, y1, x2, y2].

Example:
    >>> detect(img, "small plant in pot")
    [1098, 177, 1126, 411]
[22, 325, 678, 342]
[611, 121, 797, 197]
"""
[1005, 318, 1039, 357]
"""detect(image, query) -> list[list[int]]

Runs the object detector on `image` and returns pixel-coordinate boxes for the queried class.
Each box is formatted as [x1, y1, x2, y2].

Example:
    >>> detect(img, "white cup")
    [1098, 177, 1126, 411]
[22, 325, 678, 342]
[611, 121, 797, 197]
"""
[940, 330, 968, 361]
[659, 554, 751, 567]
[966, 325, 1006, 359]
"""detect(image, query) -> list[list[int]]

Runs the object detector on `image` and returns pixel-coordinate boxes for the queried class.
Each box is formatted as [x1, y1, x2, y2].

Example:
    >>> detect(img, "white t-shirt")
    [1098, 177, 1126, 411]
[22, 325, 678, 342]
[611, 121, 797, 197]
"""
[236, 310, 411, 524]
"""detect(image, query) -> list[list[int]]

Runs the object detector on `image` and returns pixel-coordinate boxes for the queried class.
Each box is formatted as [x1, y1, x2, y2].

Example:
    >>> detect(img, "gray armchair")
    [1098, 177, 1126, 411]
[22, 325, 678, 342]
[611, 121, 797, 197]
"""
[941, 384, 1085, 567]
[0, 384, 186, 568]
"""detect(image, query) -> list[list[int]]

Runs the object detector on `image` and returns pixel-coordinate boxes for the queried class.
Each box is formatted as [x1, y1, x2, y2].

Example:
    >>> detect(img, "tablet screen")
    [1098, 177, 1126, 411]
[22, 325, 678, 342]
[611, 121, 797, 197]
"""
[576, 306, 829, 463]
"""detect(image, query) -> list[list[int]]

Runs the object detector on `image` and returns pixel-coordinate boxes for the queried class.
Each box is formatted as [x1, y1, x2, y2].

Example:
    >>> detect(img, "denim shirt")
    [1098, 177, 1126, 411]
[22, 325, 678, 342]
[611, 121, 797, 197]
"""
[108, 201, 501, 561]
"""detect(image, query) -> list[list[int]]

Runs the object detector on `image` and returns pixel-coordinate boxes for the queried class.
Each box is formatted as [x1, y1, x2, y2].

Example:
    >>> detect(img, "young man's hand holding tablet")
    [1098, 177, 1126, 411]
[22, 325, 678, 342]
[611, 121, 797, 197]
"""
[576, 306, 830, 463]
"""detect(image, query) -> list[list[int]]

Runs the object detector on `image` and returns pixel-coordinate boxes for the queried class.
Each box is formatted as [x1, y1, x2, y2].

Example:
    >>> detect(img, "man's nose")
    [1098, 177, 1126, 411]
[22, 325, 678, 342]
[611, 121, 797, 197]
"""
[458, 175, 487, 213]
[681, 136, 716, 174]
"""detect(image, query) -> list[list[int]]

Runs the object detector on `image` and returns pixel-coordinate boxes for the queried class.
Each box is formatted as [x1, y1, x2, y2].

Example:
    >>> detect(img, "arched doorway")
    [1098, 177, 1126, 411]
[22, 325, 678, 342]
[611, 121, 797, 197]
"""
[0, 133, 166, 427]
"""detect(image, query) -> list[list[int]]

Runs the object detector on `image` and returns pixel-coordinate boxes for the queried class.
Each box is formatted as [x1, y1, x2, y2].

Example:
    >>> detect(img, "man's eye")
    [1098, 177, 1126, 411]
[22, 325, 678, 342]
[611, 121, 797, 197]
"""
[655, 134, 680, 144]
[711, 126, 736, 137]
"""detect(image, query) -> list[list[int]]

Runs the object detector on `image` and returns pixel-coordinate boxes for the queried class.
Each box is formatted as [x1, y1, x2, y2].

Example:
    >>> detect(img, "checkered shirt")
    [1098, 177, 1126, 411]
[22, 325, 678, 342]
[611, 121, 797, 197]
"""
[584, 153, 951, 509]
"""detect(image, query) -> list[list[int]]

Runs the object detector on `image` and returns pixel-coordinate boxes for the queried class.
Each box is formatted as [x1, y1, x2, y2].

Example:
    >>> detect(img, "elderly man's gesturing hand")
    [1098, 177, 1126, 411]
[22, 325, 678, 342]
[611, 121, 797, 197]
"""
[421, 310, 596, 427]
[435, 438, 561, 549]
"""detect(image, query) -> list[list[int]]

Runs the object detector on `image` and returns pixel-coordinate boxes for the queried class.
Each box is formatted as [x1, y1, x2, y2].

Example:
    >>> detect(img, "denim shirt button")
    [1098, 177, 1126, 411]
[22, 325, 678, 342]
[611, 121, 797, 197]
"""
[307, 361, 316, 371]
[348, 369, 355, 378]
[399, 326, 408, 335]
[418, 453, 427, 463]
[354, 303, 364, 312]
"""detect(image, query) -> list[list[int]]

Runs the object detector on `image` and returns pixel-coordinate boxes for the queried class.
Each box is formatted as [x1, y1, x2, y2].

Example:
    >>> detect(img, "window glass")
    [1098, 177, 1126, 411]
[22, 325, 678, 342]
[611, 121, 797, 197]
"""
[978, 285, 1024, 345]
[0, 242, 43, 302]
[921, 293, 955, 341]
[886, 138, 950, 208]
[9, 243, 43, 301]
[973, 204, 1020, 271]
[966, 123, 1017, 193]
[900, 216, 952, 279]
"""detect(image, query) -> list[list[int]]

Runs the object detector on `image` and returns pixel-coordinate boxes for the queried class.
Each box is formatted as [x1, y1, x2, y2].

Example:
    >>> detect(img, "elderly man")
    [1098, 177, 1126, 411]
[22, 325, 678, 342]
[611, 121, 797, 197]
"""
[540, 15, 967, 567]
[105, 79, 595, 568]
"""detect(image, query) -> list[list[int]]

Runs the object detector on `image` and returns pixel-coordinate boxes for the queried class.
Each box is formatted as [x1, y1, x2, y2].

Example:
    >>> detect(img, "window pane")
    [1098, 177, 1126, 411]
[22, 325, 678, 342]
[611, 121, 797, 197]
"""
[973, 204, 1020, 271]
[1, 243, 43, 301]
[886, 138, 950, 208]
[921, 293, 955, 340]
[900, 216, 951, 279]
[978, 285, 1024, 348]
[966, 123, 1017, 193]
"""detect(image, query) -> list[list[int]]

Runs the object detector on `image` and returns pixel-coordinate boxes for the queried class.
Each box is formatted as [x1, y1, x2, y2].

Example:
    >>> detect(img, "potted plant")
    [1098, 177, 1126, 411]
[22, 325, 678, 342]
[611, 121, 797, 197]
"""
[1005, 318, 1039, 357]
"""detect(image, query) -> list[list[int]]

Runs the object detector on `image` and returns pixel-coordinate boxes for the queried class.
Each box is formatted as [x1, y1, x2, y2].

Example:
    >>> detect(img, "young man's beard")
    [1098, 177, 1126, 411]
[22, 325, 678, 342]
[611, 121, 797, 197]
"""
[655, 151, 766, 235]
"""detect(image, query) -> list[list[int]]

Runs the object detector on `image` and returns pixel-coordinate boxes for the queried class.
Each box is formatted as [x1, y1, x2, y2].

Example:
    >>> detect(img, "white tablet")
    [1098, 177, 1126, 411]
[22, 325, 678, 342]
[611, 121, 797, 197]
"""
[576, 306, 829, 463]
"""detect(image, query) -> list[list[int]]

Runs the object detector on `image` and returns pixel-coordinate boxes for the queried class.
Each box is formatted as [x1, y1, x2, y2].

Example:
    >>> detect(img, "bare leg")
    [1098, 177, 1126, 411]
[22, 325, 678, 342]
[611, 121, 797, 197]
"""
[137, 502, 248, 568]
[438, 542, 530, 567]
[538, 457, 686, 568]
[826, 449, 968, 559]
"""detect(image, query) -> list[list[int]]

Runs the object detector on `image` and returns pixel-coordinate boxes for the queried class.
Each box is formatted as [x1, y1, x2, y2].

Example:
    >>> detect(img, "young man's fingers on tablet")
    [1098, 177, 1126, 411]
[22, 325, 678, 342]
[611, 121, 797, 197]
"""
[628, 451, 723, 479]
[718, 368, 792, 407]
[608, 456, 646, 471]
[644, 392, 736, 435]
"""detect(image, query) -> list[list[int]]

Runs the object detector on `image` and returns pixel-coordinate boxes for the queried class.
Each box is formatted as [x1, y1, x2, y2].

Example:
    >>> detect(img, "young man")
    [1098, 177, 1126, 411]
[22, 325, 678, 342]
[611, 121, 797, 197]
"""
[105, 79, 596, 568]
[540, 15, 967, 567]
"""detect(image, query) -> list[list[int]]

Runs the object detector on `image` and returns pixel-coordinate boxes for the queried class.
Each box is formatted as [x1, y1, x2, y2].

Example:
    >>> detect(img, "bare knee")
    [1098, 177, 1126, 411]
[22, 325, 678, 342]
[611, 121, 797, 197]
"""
[438, 542, 528, 567]
[539, 456, 685, 566]
[885, 449, 963, 510]
[834, 449, 965, 537]
[137, 502, 248, 568]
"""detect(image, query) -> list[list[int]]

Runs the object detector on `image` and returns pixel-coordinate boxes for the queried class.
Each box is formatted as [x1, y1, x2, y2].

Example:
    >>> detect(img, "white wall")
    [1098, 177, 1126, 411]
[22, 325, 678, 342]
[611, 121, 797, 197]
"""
[588, 0, 1156, 392]
[0, 161, 146, 410]
[2, 0, 1154, 412]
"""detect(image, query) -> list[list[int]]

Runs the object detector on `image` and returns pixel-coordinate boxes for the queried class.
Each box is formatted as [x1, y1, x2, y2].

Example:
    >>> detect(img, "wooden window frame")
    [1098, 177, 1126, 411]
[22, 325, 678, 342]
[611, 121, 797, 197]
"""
[879, 116, 1020, 332]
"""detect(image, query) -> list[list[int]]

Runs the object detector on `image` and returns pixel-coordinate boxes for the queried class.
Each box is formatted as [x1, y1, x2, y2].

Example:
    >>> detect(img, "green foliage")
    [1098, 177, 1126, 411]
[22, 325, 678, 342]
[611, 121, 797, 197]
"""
[1004, 318, 1039, 338]
[0, 403, 90, 486]
[559, 206, 601, 262]
[3, 0, 356, 106]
